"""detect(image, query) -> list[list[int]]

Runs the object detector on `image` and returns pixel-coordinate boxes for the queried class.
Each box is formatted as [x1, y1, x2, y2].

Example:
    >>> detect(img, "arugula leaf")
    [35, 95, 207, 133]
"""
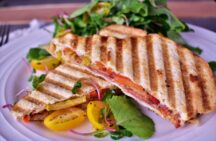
[31, 74, 46, 89]
[208, 61, 216, 72]
[107, 96, 155, 139]
[70, 0, 99, 18]
[27, 48, 50, 62]
[72, 81, 82, 94]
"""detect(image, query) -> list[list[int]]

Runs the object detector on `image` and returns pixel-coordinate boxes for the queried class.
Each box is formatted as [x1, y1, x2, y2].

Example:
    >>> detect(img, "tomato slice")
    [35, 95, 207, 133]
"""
[31, 57, 60, 71]
[44, 108, 86, 131]
[87, 101, 107, 130]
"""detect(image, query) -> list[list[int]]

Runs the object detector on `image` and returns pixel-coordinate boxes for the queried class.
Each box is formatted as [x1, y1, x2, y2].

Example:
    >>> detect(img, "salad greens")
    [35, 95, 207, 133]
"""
[53, 0, 201, 54]
[107, 96, 155, 139]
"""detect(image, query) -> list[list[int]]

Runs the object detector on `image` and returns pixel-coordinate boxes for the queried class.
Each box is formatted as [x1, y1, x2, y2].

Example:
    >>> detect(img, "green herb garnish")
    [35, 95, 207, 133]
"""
[107, 96, 155, 139]
[72, 81, 82, 94]
[27, 47, 50, 62]
[31, 74, 46, 89]
[208, 61, 216, 72]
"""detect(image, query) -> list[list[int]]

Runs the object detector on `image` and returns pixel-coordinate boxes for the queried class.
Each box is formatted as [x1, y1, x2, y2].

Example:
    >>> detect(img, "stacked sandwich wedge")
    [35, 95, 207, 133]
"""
[48, 26, 216, 127]
[12, 63, 113, 120]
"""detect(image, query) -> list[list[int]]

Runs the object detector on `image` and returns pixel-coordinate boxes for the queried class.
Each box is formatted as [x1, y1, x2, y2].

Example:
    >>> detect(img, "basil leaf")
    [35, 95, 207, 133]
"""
[71, 81, 82, 94]
[208, 61, 216, 72]
[27, 48, 50, 62]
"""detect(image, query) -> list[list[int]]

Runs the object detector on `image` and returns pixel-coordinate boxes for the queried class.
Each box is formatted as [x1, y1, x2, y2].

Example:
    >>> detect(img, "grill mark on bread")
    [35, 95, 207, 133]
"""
[161, 38, 176, 109]
[137, 38, 150, 90]
[147, 36, 157, 95]
[63, 63, 93, 76]
[71, 35, 78, 50]
[195, 57, 210, 111]
[100, 37, 108, 63]
[45, 77, 72, 91]
[12, 105, 29, 113]
[24, 96, 45, 105]
[56, 64, 109, 87]
[131, 38, 140, 83]
[116, 39, 123, 73]
[51, 69, 79, 82]
[85, 37, 92, 57]
[177, 48, 194, 118]
[38, 86, 65, 100]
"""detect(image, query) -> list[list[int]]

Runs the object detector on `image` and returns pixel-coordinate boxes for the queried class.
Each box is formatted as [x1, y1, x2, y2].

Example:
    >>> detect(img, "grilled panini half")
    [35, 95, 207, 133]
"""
[99, 24, 147, 39]
[49, 33, 216, 127]
[12, 63, 113, 119]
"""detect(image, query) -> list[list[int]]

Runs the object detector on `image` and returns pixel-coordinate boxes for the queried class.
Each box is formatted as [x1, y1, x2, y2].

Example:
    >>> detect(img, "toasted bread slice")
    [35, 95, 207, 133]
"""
[99, 24, 147, 39]
[12, 63, 113, 119]
[48, 33, 216, 127]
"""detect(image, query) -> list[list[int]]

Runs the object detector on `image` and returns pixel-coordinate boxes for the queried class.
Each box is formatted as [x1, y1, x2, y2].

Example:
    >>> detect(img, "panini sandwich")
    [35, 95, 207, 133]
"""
[48, 33, 216, 127]
[12, 63, 113, 120]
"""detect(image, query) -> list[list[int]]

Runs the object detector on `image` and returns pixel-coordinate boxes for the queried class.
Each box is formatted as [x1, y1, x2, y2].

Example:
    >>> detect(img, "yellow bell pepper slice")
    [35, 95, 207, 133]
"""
[46, 96, 87, 111]
[30, 57, 60, 71]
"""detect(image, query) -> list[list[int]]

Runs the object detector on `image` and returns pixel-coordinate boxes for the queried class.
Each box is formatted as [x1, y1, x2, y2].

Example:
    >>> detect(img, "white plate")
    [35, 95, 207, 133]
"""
[0, 24, 216, 141]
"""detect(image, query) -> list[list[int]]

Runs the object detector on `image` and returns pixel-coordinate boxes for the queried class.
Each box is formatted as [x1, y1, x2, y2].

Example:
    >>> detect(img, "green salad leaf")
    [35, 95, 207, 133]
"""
[70, 0, 99, 18]
[53, 0, 201, 54]
[27, 47, 50, 62]
[107, 96, 155, 139]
